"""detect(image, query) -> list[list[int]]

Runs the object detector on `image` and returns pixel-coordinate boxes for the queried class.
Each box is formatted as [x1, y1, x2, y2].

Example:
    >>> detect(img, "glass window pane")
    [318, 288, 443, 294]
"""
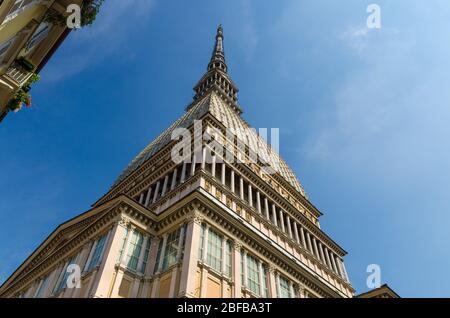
[125, 230, 143, 271]
[246, 254, 260, 296]
[206, 228, 222, 272]
[162, 227, 181, 271]
[279, 276, 291, 298]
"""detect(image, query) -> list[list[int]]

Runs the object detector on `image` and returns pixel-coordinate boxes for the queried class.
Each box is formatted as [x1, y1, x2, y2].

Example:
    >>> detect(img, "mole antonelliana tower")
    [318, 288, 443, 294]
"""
[0, 26, 354, 298]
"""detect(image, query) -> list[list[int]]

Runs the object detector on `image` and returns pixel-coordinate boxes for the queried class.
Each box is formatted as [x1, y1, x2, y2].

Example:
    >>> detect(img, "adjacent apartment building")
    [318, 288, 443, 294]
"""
[0, 26, 355, 298]
[0, 0, 88, 122]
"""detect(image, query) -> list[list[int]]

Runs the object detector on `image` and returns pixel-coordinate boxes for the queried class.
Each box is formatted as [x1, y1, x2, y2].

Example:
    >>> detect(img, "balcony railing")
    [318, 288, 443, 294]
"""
[5, 62, 33, 86]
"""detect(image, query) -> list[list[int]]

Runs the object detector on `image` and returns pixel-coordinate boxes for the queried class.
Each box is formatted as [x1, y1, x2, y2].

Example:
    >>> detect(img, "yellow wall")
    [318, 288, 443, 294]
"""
[0, 4, 47, 43]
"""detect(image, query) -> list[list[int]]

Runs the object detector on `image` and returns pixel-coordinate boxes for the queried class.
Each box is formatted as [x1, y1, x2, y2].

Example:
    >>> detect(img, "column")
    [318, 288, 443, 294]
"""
[180, 162, 187, 183]
[239, 177, 244, 200]
[221, 163, 226, 185]
[179, 216, 203, 297]
[201, 147, 206, 170]
[139, 192, 145, 204]
[318, 242, 326, 264]
[333, 255, 343, 277]
[161, 175, 169, 197]
[230, 170, 235, 193]
[275, 272, 280, 298]
[144, 187, 152, 207]
[271, 204, 278, 226]
[338, 259, 350, 282]
[264, 198, 270, 220]
[258, 261, 265, 297]
[233, 243, 242, 298]
[286, 215, 293, 239]
[171, 168, 178, 190]
[211, 155, 216, 177]
[190, 154, 197, 176]
[293, 222, 300, 244]
[330, 252, 339, 274]
[221, 238, 227, 274]
[306, 232, 313, 254]
[324, 247, 332, 269]
[242, 250, 247, 288]
[268, 267, 277, 298]
[312, 237, 320, 259]
[256, 191, 262, 214]
[248, 184, 253, 208]
[299, 225, 306, 248]
[91, 222, 127, 298]
[152, 181, 160, 203]
[279, 210, 285, 233]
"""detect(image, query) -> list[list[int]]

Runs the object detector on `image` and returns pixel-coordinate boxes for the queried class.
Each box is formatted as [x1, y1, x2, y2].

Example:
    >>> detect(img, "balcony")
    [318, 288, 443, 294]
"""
[4, 61, 33, 86]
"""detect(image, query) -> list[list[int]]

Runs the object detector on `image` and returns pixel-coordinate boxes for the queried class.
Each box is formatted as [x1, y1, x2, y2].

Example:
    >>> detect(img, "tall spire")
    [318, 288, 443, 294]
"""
[191, 25, 242, 114]
[208, 24, 227, 72]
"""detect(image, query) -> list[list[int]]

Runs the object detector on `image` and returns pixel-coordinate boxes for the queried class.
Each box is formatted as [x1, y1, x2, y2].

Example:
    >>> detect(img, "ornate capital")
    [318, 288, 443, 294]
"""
[233, 241, 243, 251]
[186, 211, 204, 225]
[268, 265, 277, 273]
[118, 216, 131, 228]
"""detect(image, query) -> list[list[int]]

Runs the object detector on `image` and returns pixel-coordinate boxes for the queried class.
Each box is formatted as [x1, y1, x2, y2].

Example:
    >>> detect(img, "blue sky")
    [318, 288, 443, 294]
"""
[1, 0, 450, 297]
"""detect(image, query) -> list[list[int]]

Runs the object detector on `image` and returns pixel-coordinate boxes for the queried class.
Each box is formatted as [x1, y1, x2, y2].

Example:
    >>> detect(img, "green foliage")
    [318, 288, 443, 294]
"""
[7, 74, 41, 112]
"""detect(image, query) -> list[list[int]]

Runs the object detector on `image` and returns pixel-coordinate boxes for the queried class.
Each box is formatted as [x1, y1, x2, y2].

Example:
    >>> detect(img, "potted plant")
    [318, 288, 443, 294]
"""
[6, 73, 40, 113]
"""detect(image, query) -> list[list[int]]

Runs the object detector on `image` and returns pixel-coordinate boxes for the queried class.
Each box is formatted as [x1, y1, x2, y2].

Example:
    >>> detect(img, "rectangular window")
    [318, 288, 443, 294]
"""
[85, 233, 107, 272]
[279, 276, 291, 298]
[140, 237, 152, 273]
[206, 228, 222, 272]
[0, 36, 15, 60]
[246, 254, 260, 296]
[34, 275, 50, 298]
[5, 0, 36, 21]
[162, 227, 181, 271]
[54, 255, 77, 294]
[25, 22, 50, 53]
[261, 265, 268, 297]
[125, 230, 144, 271]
